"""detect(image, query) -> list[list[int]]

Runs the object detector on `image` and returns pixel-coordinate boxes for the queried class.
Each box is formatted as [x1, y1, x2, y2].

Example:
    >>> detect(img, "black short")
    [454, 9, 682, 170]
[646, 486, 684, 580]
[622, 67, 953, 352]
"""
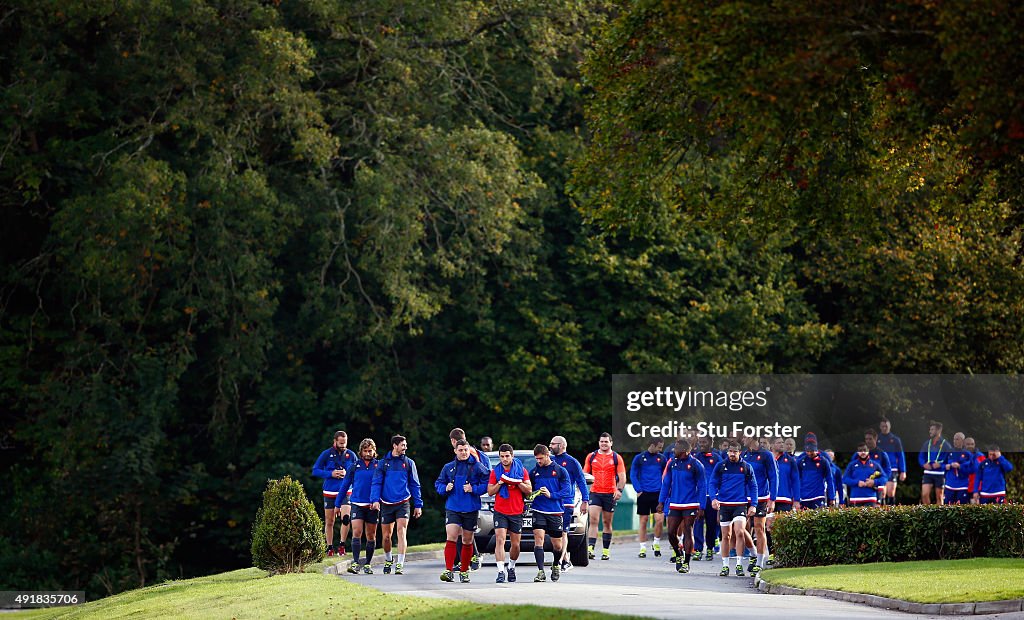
[445, 510, 477, 530]
[922, 473, 945, 488]
[591, 492, 617, 513]
[667, 508, 699, 518]
[718, 504, 748, 525]
[380, 501, 410, 524]
[531, 511, 563, 536]
[944, 490, 970, 505]
[636, 491, 660, 515]
[494, 512, 523, 534]
[774, 502, 793, 513]
[754, 500, 769, 518]
[352, 505, 379, 523]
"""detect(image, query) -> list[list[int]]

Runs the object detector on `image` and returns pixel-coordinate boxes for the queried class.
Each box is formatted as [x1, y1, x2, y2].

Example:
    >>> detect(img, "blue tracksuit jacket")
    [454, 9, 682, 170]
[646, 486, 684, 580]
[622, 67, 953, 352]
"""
[312, 447, 358, 499]
[774, 452, 801, 504]
[335, 457, 378, 507]
[742, 447, 779, 501]
[796, 452, 837, 502]
[434, 455, 490, 512]
[976, 456, 1014, 498]
[370, 452, 424, 507]
[553, 451, 590, 505]
[943, 449, 977, 491]
[709, 459, 758, 507]
[631, 450, 669, 493]
[877, 432, 906, 473]
[659, 455, 707, 510]
[530, 461, 573, 513]
[842, 457, 888, 504]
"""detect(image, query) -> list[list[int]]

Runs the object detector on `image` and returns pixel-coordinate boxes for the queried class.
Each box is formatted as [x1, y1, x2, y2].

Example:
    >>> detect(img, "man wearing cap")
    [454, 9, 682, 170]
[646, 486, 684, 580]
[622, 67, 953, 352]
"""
[796, 433, 837, 509]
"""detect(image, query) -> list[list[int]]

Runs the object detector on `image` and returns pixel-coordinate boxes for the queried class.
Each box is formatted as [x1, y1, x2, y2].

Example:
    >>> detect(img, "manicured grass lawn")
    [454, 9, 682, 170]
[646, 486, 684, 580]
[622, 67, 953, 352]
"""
[763, 558, 1024, 603]
[12, 564, 637, 620]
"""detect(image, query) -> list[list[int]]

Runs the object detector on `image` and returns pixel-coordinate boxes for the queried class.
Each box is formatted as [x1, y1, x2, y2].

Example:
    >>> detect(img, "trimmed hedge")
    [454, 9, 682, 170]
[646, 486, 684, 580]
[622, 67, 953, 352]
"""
[251, 476, 326, 574]
[772, 504, 1024, 567]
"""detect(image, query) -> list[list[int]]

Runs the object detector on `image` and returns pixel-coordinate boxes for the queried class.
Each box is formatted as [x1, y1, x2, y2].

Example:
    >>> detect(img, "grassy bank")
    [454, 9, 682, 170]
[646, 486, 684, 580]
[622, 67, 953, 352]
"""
[762, 558, 1024, 603]
[13, 563, 636, 619]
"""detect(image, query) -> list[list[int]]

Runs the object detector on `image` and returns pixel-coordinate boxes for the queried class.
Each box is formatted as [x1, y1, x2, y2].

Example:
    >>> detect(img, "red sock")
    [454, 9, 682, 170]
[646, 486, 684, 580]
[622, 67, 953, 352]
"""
[460, 543, 473, 572]
[444, 540, 457, 570]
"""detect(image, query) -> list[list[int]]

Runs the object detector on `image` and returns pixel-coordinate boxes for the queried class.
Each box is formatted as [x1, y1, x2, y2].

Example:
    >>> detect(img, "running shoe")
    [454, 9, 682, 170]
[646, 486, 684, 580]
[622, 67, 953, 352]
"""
[653, 543, 662, 557]
[496, 571, 506, 583]
[326, 546, 335, 558]
[394, 563, 404, 575]
[638, 548, 647, 558]
[705, 549, 714, 561]
[534, 570, 546, 582]
[719, 566, 730, 577]
[750, 565, 762, 575]
[507, 567, 517, 582]
[383, 560, 393, 574]
[669, 553, 679, 563]
[766, 554, 775, 566]
[337, 544, 346, 556]
[588, 545, 595, 560]
[560, 560, 573, 572]
[746, 560, 756, 573]
[362, 564, 373, 574]
[551, 563, 561, 582]
[440, 570, 454, 582]
[735, 565, 745, 577]
[678, 562, 690, 574]
[601, 548, 610, 561]
[346, 563, 359, 574]
[459, 571, 470, 583]
[470, 554, 481, 571]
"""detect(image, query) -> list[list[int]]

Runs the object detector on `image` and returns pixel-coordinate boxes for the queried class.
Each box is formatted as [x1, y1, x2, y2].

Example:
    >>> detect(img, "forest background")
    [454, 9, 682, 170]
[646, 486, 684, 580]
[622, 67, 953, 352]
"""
[3, 0, 1023, 598]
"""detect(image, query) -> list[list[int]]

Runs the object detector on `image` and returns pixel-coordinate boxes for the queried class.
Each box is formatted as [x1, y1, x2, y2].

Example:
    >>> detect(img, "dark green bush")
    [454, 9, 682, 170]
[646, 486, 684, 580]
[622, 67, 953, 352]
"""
[772, 504, 1024, 567]
[251, 476, 325, 574]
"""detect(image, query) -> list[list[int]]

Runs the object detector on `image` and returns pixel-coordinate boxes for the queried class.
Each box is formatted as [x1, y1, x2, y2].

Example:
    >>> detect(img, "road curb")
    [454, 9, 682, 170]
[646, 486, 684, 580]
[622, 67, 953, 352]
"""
[323, 549, 446, 576]
[757, 576, 1024, 615]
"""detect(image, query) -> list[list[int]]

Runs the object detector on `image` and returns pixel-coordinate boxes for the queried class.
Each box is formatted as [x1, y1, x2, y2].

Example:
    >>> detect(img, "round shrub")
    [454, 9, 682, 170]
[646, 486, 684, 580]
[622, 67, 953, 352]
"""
[251, 476, 326, 573]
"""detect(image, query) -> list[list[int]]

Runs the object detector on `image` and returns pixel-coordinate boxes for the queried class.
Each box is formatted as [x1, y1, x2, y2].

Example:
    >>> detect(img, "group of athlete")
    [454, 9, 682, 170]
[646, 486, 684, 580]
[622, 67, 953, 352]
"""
[312, 418, 1014, 582]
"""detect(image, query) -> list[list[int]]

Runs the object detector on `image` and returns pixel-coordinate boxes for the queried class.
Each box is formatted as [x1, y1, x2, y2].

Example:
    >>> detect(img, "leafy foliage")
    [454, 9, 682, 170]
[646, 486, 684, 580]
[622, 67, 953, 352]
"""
[772, 504, 1024, 567]
[251, 477, 325, 574]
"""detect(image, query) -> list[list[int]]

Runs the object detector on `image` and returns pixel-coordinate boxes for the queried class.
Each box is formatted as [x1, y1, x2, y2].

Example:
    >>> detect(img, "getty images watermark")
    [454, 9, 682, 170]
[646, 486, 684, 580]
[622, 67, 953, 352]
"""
[612, 374, 1024, 453]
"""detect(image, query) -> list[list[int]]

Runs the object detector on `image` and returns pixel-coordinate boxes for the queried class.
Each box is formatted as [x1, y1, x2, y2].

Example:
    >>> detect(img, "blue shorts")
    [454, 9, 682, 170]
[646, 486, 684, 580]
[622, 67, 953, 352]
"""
[944, 490, 970, 505]
[980, 495, 1006, 505]
[801, 498, 827, 510]
[494, 512, 524, 534]
[531, 511, 563, 536]
[351, 505, 379, 523]
[445, 510, 478, 530]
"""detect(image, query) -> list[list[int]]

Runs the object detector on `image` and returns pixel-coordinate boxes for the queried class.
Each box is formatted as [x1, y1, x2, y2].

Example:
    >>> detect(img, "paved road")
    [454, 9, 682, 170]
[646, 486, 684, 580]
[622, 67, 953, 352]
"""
[337, 543, 1016, 619]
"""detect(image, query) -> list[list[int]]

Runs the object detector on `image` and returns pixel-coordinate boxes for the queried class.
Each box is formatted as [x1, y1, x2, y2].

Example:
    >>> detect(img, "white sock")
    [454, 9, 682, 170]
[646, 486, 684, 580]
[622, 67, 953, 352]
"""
[653, 538, 661, 547]
[509, 558, 516, 568]
[639, 543, 647, 550]
[398, 554, 406, 565]
[385, 551, 392, 561]
[722, 554, 729, 567]
[728, 557, 737, 570]
[757, 553, 766, 567]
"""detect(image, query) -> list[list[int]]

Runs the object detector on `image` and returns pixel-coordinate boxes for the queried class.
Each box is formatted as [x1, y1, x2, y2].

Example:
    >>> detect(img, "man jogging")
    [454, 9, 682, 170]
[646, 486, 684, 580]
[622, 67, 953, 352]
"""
[709, 441, 758, 577]
[919, 420, 952, 505]
[658, 439, 706, 574]
[692, 436, 721, 561]
[943, 433, 976, 505]
[436, 440, 489, 583]
[842, 442, 888, 507]
[529, 444, 572, 582]
[550, 435, 589, 572]
[630, 438, 667, 558]
[370, 435, 423, 575]
[488, 443, 532, 583]
[338, 438, 381, 574]
[741, 435, 778, 574]
[583, 432, 626, 561]
[312, 430, 358, 556]
[449, 428, 489, 569]
[877, 417, 906, 506]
